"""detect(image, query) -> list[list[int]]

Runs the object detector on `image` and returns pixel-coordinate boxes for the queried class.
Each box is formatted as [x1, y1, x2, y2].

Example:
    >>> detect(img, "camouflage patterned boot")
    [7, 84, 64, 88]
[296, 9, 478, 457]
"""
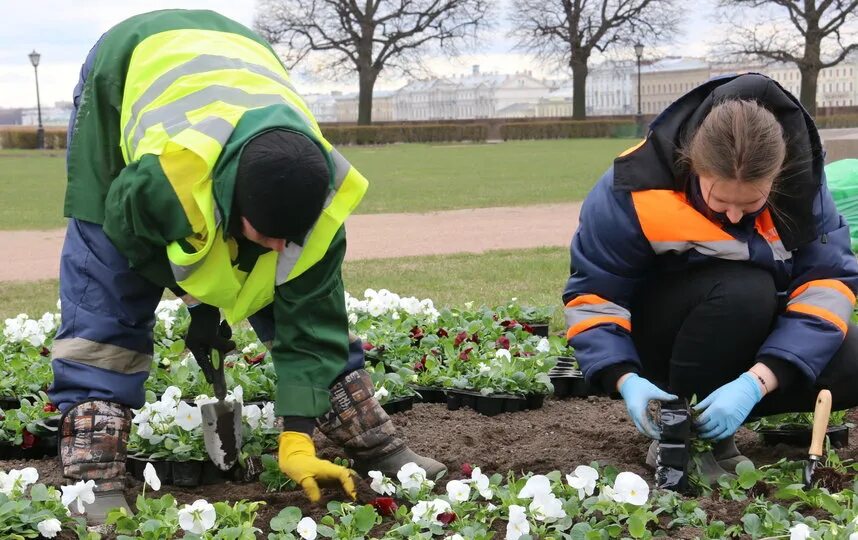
[317, 369, 446, 480]
[60, 400, 133, 524]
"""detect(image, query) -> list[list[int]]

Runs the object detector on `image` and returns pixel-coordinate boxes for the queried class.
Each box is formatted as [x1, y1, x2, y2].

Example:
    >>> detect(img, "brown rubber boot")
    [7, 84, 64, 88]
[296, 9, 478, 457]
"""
[60, 400, 133, 524]
[316, 369, 446, 480]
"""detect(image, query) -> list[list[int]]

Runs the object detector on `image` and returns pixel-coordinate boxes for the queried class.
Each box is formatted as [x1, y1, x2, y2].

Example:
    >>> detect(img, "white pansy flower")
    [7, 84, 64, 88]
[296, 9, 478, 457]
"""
[495, 349, 511, 361]
[446, 479, 470, 503]
[61, 480, 96, 514]
[0, 467, 39, 496]
[161, 386, 182, 406]
[243, 404, 262, 429]
[143, 462, 161, 492]
[789, 523, 812, 540]
[397, 462, 432, 490]
[261, 402, 276, 429]
[297, 516, 317, 539]
[411, 498, 452, 525]
[470, 467, 493, 499]
[566, 465, 599, 499]
[518, 475, 552, 500]
[506, 504, 530, 540]
[612, 472, 649, 506]
[175, 401, 202, 432]
[535, 338, 551, 353]
[373, 387, 389, 401]
[178, 499, 216, 535]
[529, 493, 566, 522]
[37, 518, 62, 538]
[368, 470, 395, 496]
[478, 362, 491, 374]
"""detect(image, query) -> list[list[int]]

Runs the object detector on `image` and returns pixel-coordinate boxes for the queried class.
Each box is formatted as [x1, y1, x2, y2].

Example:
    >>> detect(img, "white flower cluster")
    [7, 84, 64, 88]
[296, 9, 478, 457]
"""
[133, 386, 275, 443]
[2, 312, 60, 348]
[345, 289, 440, 322]
[155, 298, 185, 339]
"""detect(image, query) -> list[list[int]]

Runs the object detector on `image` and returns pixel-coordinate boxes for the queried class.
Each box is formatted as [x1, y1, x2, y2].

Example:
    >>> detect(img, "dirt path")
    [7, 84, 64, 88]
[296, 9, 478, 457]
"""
[0, 202, 582, 282]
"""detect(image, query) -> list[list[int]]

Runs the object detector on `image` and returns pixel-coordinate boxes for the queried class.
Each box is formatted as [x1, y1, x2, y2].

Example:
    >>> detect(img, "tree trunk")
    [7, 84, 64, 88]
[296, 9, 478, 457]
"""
[357, 68, 378, 125]
[570, 58, 589, 120]
[798, 64, 819, 117]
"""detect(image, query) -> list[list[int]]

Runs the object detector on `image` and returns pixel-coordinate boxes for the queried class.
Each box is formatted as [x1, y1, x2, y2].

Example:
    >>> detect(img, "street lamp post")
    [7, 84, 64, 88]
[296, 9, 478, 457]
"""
[634, 42, 644, 138]
[28, 50, 44, 150]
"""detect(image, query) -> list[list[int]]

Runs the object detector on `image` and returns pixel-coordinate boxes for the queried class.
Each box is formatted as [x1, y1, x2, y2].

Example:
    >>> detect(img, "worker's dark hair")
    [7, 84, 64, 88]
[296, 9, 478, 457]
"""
[234, 129, 330, 246]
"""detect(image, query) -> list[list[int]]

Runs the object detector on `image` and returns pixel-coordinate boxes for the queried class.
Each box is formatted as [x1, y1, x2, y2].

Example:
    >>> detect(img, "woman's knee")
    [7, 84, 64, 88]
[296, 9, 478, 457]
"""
[703, 262, 778, 328]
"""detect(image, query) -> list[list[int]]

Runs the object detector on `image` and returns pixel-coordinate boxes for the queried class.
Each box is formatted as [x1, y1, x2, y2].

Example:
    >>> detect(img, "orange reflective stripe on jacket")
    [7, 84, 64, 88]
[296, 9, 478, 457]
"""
[631, 190, 750, 260]
[754, 209, 792, 262]
[787, 279, 856, 334]
[564, 294, 631, 339]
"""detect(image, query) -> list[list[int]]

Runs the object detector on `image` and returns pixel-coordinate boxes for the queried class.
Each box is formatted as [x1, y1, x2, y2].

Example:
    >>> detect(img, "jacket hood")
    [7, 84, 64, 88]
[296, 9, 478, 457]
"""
[613, 73, 824, 251]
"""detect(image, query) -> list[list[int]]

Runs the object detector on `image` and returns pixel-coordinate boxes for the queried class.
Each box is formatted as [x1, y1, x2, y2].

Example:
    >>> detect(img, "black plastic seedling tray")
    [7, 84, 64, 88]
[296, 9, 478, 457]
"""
[758, 425, 849, 448]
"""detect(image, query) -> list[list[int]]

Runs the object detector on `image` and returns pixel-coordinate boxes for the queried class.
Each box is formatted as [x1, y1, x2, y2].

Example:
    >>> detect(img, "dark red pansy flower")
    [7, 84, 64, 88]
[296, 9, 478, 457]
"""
[436, 328, 449, 338]
[522, 323, 535, 334]
[454, 331, 468, 347]
[496, 336, 510, 350]
[458, 348, 472, 361]
[43, 403, 57, 413]
[362, 341, 374, 351]
[21, 429, 38, 449]
[371, 497, 398, 516]
[414, 355, 427, 372]
[461, 462, 473, 476]
[437, 512, 457, 525]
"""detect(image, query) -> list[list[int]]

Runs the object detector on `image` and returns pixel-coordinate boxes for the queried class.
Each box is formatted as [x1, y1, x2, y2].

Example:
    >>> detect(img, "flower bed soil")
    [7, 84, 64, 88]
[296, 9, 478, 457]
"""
[4, 398, 857, 539]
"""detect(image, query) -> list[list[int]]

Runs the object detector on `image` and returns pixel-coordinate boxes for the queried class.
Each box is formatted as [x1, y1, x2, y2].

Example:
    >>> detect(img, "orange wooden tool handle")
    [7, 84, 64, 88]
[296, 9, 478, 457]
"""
[810, 389, 832, 457]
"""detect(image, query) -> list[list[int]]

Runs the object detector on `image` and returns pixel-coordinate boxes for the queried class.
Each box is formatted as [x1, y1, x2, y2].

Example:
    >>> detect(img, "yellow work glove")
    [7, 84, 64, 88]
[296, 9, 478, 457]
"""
[278, 431, 357, 503]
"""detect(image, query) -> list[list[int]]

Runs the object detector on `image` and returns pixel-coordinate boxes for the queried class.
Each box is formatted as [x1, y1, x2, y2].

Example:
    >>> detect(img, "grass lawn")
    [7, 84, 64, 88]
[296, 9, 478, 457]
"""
[0, 247, 570, 327]
[0, 139, 631, 230]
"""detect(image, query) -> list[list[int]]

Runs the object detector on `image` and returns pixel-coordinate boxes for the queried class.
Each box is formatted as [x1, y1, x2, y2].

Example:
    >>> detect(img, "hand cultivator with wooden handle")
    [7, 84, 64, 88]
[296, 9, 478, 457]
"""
[803, 389, 832, 488]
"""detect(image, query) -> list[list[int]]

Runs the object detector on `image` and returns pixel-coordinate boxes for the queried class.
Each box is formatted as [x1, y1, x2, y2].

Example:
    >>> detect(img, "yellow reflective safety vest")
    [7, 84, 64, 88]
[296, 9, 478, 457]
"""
[118, 28, 367, 324]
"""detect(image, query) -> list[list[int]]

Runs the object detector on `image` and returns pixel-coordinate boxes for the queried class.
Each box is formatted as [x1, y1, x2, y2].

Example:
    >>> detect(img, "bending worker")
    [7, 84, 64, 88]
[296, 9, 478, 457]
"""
[49, 9, 444, 522]
[563, 73, 858, 479]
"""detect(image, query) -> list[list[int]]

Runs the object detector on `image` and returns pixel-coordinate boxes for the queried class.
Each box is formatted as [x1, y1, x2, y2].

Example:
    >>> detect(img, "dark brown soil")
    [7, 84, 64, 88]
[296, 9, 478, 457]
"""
[4, 400, 857, 538]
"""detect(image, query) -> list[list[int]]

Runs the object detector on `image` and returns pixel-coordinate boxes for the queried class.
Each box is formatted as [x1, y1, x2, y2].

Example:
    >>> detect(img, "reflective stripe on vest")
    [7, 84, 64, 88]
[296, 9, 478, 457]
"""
[631, 190, 751, 260]
[120, 29, 367, 322]
[754, 208, 792, 262]
[787, 279, 856, 334]
[564, 294, 631, 340]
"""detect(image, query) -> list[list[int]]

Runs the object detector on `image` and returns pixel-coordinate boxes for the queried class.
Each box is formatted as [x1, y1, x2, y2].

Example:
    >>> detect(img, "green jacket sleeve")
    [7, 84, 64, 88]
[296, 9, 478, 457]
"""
[271, 226, 349, 418]
[102, 154, 193, 287]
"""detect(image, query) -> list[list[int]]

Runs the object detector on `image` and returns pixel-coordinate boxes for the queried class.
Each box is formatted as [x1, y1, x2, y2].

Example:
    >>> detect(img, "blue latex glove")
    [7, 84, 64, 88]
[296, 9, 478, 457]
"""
[693, 373, 763, 440]
[619, 374, 678, 439]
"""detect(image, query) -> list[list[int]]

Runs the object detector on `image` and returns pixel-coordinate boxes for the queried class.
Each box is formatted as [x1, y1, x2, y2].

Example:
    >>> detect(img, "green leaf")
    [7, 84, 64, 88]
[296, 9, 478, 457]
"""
[741, 514, 761, 535]
[28, 484, 48, 502]
[352, 505, 378, 533]
[628, 514, 646, 538]
[270, 507, 301, 532]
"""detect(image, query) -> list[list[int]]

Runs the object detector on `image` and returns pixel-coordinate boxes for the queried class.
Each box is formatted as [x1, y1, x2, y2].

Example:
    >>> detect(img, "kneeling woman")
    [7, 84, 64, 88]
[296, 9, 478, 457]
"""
[563, 73, 858, 476]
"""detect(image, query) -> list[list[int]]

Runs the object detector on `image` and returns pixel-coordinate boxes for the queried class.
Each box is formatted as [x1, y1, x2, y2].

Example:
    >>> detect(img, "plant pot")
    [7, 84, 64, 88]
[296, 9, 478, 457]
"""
[527, 323, 550, 337]
[201, 460, 234, 484]
[551, 374, 592, 398]
[381, 396, 414, 415]
[659, 399, 691, 443]
[657, 442, 689, 469]
[413, 386, 447, 404]
[170, 460, 203, 487]
[475, 395, 505, 416]
[525, 393, 545, 410]
[554, 357, 577, 369]
[758, 425, 850, 448]
[503, 395, 526, 413]
[0, 396, 21, 410]
[446, 392, 462, 411]
[128, 457, 172, 485]
[0, 433, 57, 460]
[656, 465, 689, 493]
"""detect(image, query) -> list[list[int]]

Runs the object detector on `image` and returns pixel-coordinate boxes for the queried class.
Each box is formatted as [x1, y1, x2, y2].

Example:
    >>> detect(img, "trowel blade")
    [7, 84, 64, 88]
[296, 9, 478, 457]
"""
[201, 400, 242, 471]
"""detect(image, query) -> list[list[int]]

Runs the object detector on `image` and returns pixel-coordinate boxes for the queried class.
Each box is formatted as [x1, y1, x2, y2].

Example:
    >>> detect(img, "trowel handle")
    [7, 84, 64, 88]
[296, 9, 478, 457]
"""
[809, 389, 832, 457]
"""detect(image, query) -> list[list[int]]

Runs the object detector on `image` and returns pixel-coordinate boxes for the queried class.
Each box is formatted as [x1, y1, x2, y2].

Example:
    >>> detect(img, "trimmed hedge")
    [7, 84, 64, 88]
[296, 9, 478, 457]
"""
[500, 120, 636, 140]
[2, 113, 853, 149]
[0, 127, 67, 150]
[816, 114, 858, 129]
[322, 123, 490, 145]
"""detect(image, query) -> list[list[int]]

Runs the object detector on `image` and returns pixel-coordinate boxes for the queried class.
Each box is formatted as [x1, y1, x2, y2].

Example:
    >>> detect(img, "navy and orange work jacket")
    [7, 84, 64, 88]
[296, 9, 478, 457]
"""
[563, 73, 858, 386]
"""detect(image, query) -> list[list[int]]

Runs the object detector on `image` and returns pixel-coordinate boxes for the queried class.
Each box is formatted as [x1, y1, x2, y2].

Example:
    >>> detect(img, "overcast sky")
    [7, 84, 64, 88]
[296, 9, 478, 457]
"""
[0, 0, 718, 109]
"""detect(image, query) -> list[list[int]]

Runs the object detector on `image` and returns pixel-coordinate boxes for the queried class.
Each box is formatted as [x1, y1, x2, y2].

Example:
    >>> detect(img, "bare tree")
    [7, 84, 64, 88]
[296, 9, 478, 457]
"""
[255, 0, 491, 125]
[716, 0, 858, 116]
[509, 0, 680, 119]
